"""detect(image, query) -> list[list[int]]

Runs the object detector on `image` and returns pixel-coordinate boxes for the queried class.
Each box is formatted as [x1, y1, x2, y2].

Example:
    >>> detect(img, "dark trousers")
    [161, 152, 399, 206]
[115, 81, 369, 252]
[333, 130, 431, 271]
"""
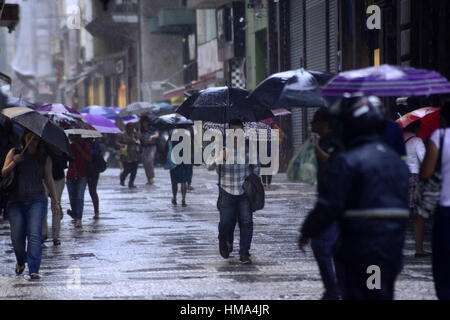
[218, 188, 253, 255]
[433, 206, 450, 300]
[120, 161, 138, 187]
[311, 222, 340, 299]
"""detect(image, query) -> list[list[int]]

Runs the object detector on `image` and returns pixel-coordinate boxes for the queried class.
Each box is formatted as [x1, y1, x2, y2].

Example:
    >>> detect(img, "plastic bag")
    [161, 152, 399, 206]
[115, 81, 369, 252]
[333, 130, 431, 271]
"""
[286, 137, 318, 185]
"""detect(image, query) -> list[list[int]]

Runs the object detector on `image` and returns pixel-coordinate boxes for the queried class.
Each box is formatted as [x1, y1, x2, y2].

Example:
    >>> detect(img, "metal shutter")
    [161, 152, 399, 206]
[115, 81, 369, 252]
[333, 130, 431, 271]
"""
[290, 0, 304, 153]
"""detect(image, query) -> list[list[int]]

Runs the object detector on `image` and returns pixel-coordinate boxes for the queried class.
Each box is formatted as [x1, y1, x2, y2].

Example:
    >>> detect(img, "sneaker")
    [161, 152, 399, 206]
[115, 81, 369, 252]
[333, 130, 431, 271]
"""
[29, 273, 41, 280]
[53, 239, 61, 246]
[75, 220, 82, 228]
[219, 241, 230, 259]
[67, 209, 75, 220]
[239, 254, 252, 265]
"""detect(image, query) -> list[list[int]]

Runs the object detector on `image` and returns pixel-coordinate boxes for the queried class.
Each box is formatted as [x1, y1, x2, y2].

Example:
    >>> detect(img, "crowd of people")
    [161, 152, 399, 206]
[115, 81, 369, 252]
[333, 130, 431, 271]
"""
[0, 111, 192, 279]
[1, 96, 450, 301]
[298, 97, 450, 300]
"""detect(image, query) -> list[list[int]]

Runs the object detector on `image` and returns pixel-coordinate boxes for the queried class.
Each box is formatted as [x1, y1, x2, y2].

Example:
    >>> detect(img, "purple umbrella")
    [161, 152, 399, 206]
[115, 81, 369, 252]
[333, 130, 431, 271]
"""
[321, 64, 450, 97]
[36, 103, 82, 117]
[81, 114, 122, 134]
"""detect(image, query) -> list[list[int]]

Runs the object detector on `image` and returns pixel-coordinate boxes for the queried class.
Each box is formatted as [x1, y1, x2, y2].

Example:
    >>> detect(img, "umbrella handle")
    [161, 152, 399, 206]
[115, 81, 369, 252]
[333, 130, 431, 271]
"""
[20, 134, 35, 155]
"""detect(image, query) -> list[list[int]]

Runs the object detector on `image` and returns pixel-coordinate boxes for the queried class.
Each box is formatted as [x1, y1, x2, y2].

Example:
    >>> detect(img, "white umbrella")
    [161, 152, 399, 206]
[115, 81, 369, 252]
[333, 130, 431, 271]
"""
[118, 102, 157, 117]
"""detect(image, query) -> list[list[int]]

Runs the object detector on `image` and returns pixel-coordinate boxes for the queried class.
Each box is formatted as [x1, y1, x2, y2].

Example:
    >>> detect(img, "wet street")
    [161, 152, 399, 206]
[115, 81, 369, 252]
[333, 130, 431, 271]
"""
[0, 166, 436, 300]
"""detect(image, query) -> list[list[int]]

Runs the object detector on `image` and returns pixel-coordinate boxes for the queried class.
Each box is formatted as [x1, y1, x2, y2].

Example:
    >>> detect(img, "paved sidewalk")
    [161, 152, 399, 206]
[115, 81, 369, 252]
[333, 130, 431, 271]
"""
[0, 166, 435, 300]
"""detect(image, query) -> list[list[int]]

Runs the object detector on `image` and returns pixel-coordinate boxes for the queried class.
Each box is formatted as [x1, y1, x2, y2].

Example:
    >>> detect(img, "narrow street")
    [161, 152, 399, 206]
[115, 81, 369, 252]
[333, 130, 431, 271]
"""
[0, 166, 435, 300]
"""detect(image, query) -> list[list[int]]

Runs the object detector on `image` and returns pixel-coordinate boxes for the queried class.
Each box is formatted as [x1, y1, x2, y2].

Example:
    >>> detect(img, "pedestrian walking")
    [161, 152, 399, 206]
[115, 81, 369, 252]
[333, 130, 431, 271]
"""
[215, 119, 260, 265]
[86, 138, 103, 219]
[402, 120, 428, 257]
[140, 116, 159, 185]
[298, 96, 410, 300]
[165, 128, 191, 207]
[42, 145, 68, 245]
[420, 101, 450, 300]
[1, 130, 61, 279]
[66, 134, 92, 228]
[117, 123, 140, 188]
[308, 108, 343, 300]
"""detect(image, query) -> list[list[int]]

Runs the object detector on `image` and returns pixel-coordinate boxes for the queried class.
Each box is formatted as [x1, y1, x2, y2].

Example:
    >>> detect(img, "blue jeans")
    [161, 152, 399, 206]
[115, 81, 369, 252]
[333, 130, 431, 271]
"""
[433, 206, 450, 300]
[66, 178, 87, 220]
[311, 222, 340, 299]
[8, 200, 47, 275]
[218, 188, 253, 255]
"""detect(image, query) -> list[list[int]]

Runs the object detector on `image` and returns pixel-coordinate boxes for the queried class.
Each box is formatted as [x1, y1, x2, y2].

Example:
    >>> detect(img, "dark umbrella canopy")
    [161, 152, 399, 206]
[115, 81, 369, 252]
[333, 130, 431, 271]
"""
[1, 107, 72, 156]
[247, 69, 335, 110]
[153, 113, 194, 130]
[177, 87, 272, 124]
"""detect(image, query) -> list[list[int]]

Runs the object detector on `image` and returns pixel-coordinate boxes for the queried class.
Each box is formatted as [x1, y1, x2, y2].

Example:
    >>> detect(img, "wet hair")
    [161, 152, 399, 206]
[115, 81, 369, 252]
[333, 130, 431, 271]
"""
[228, 118, 244, 128]
[404, 119, 421, 134]
[441, 100, 450, 126]
[312, 108, 332, 125]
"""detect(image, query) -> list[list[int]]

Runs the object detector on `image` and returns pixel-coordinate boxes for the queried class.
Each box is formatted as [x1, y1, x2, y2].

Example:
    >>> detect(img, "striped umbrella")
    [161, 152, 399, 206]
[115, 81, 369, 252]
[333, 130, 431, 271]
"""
[321, 65, 450, 97]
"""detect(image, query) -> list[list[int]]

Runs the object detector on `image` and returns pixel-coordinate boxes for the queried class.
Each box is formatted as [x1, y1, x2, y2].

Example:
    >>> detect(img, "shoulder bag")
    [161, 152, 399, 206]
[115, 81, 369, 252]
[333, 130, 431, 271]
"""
[415, 129, 445, 218]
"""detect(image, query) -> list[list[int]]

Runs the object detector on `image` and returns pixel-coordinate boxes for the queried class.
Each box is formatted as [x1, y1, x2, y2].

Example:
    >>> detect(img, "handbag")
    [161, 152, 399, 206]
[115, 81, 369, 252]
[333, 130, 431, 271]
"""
[163, 140, 177, 170]
[243, 165, 265, 212]
[86, 154, 107, 176]
[0, 148, 20, 194]
[415, 129, 445, 218]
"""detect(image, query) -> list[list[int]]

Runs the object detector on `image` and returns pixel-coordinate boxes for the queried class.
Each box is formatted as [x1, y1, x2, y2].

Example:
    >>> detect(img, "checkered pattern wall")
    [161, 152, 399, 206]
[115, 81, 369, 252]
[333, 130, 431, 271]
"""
[230, 58, 246, 89]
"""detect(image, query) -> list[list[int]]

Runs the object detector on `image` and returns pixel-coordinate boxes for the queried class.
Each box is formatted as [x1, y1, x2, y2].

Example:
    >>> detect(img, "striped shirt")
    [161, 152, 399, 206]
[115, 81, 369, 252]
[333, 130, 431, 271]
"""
[217, 150, 260, 196]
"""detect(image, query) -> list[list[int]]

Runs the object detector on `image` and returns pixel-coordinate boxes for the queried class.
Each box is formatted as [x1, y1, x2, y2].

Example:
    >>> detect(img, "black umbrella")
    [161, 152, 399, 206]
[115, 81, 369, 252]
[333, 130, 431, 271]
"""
[247, 68, 335, 110]
[153, 113, 194, 130]
[1, 107, 72, 156]
[176, 87, 273, 124]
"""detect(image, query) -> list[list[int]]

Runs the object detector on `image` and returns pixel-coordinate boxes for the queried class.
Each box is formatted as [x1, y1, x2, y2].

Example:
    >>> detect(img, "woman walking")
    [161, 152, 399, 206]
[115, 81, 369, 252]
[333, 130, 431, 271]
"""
[66, 134, 92, 228]
[117, 123, 140, 188]
[165, 129, 191, 207]
[86, 138, 102, 219]
[140, 117, 159, 185]
[2, 130, 61, 279]
[420, 101, 450, 300]
[42, 146, 68, 245]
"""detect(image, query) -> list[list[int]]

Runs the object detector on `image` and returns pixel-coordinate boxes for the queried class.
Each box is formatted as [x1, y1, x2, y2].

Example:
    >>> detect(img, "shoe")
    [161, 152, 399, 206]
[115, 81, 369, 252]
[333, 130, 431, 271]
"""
[53, 239, 61, 246]
[120, 180, 125, 186]
[226, 241, 233, 253]
[29, 273, 41, 280]
[93, 213, 100, 220]
[75, 220, 82, 228]
[181, 201, 187, 207]
[188, 185, 194, 191]
[415, 252, 431, 258]
[171, 198, 177, 206]
[239, 254, 252, 265]
[219, 241, 230, 259]
[67, 209, 75, 220]
[41, 235, 48, 244]
[15, 264, 25, 276]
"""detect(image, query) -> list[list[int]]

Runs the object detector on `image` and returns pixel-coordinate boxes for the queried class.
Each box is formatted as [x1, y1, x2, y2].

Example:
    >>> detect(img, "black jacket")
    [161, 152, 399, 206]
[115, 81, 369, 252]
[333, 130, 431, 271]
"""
[301, 134, 410, 240]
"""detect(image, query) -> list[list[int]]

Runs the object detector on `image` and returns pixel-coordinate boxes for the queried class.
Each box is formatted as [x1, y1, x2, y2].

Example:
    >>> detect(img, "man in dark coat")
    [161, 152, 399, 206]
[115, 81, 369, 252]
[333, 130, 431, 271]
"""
[298, 96, 410, 300]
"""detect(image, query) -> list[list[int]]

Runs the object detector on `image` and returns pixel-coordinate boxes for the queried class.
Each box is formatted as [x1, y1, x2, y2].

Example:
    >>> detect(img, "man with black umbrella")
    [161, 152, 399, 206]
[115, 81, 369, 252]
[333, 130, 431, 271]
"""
[215, 119, 260, 265]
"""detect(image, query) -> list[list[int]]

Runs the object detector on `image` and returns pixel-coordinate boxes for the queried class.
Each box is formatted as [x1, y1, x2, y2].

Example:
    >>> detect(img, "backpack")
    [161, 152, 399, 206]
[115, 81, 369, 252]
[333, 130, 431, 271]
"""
[243, 165, 265, 212]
